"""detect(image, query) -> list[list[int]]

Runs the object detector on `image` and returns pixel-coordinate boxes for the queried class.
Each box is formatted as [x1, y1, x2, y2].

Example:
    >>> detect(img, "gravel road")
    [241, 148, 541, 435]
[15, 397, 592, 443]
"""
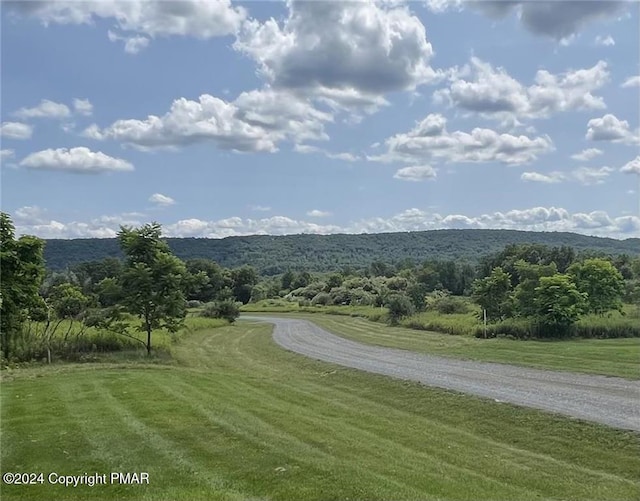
[244, 316, 640, 432]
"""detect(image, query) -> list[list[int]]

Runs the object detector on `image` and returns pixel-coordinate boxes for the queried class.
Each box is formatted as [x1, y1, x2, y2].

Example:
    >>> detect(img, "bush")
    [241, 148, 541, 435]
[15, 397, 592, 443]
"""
[201, 300, 240, 323]
[434, 296, 469, 315]
[186, 300, 203, 309]
[386, 294, 415, 325]
[311, 292, 332, 306]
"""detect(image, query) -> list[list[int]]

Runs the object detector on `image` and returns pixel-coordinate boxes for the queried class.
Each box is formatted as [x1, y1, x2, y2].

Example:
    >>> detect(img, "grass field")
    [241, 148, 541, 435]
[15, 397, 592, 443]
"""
[2, 319, 639, 500]
[271, 314, 640, 379]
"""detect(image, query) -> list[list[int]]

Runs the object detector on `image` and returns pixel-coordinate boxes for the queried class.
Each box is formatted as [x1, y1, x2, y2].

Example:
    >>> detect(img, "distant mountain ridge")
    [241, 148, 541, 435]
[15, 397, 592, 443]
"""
[42, 229, 640, 274]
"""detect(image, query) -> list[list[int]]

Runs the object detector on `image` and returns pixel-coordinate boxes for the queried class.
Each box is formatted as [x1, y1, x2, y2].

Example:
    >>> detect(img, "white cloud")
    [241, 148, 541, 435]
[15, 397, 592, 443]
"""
[377, 113, 553, 165]
[1, 149, 15, 161]
[13, 206, 48, 225]
[570, 148, 603, 162]
[521, 171, 565, 184]
[306, 210, 332, 218]
[13, 99, 71, 120]
[13, 206, 640, 240]
[72, 98, 93, 116]
[571, 166, 614, 185]
[149, 193, 175, 207]
[620, 156, 640, 175]
[434, 59, 609, 122]
[394, 165, 437, 182]
[594, 35, 615, 46]
[621, 76, 640, 88]
[19, 147, 134, 173]
[107, 30, 150, 54]
[10, 0, 246, 50]
[325, 152, 360, 162]
[586, 114, 640, 145]
[429, 1, 628, 42]
[1, 122, 33, 140]
[234, 0, 441, 112]
[86, 90, 332, 152]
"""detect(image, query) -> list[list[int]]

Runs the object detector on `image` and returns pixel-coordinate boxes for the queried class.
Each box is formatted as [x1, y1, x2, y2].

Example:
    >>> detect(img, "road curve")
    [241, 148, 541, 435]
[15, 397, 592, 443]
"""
[244, 316, 640, 432]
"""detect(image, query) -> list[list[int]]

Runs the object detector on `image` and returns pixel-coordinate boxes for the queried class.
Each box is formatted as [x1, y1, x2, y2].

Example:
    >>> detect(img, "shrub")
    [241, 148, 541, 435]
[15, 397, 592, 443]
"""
[311, 292, 332, 306]
[201, 300, 240, 323]
[434, 296, 469, 315]
[386, 294, 415, 325]
[186, 300, 203, 309]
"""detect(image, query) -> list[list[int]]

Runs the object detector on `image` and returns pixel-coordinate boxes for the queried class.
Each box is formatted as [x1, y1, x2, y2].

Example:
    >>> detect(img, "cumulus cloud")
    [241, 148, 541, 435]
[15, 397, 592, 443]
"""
[394, 165, 437, 182]
[594, 35, 615, 46]
[13, 99, 71, 120]
[620, 156, 640, 175]
[72, 98, 93, 116]
[13, 206, 640, 240]
[434, 59, 609, 122]
[9, 0, 246, 51]
[19, 147, 134, 173]
[149, 193, 175, 207]
[621, 76, 640, 88]
[376, 113, 553, 165]
[586, 114, 640, 145]
[85, 90, 332, 152]
[428, 1, 628, 42]
[234, 0, 441, 112]
[571, 148, 603, 162]
[521, 171, 565, 184]
[1, 122, 33, 140]
[306, 209, 332, 218]
[13, 211, 145, 239]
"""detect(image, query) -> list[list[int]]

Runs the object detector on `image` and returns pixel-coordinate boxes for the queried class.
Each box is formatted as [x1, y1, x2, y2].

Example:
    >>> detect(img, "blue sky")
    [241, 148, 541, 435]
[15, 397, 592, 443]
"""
[1, 0, 639, 239]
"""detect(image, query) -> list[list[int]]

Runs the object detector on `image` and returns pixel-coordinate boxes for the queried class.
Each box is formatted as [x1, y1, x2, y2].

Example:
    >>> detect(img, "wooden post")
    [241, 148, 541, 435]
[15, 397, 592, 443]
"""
[483, 309, 487, 339]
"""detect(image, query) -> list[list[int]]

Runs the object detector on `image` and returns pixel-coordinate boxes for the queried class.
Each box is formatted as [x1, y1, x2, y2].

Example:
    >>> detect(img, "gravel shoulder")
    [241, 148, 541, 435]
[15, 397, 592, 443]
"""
[244, 316, 640, 432]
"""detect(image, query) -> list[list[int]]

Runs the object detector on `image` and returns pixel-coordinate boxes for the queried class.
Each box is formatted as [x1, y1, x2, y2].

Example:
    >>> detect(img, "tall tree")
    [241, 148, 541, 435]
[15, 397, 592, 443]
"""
[0, 213, 46, 360]
[513, 260, 558, 317]
[471, 267, 513, 321]
[568, 258, 625, 315]
[117, 223, 187, 355]
[533, 274, 586, 336]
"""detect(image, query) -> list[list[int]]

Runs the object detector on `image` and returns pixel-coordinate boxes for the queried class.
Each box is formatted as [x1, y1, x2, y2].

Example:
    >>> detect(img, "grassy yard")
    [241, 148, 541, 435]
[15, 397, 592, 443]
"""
[2, 319, 639, 500]
[272, 314, 640, 379]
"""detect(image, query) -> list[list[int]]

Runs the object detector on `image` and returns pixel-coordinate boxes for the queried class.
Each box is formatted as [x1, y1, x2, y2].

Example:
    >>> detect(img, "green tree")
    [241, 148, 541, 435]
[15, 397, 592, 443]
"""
[533, 274, 587, 336]
[0, 213, 46, 359]
[231, 265, 259, 304]
[513, 260, 557, 317]
[117, 223, 187, 355]
[568, 259, 625, 315]
[49, 283, 90, 319]
[471, 267, 513, 321]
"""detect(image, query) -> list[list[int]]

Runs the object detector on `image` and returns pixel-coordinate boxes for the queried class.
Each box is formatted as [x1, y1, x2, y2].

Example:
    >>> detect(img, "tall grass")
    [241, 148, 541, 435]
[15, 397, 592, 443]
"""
[6, 316, 229, 364]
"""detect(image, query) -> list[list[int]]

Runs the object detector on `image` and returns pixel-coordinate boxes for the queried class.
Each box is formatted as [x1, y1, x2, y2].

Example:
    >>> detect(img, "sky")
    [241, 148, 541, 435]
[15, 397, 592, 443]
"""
[1, 0, 639, 240]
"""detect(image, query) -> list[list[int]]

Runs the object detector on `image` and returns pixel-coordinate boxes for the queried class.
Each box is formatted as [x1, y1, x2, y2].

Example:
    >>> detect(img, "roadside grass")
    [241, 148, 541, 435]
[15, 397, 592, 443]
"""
[5, 316, 228, 366]
[243, 300, 640, 339]
[260, 313, 640, 379]
[2, 320, 639, 500]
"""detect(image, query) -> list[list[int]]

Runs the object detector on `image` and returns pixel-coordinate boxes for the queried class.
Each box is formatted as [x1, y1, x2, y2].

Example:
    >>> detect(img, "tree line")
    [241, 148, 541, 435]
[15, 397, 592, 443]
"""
[2, 212, 639, 362]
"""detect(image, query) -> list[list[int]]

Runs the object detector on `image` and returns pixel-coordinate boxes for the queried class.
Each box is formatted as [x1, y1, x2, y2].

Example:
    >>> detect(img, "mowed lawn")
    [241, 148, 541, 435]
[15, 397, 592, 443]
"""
[275, 314, 640, 379]
[2, 321, 639, 501]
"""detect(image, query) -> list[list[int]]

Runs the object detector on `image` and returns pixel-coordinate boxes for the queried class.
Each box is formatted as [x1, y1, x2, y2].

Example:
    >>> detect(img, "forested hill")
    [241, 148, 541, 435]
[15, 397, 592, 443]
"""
[42, 229, 640, 274]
